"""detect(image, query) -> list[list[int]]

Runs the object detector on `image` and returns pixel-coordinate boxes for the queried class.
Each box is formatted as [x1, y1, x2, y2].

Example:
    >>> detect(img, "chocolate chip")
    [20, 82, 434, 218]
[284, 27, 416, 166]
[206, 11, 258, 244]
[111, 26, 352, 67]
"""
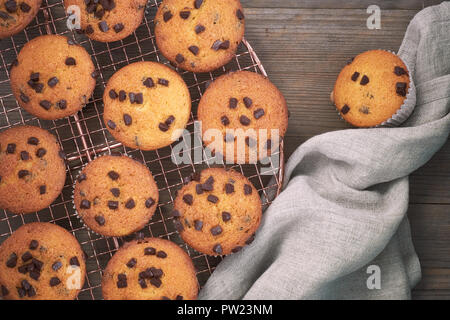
[188, 45, 199, 55]
[34, 83, 44, 93]
[20, 2, 31, 12]
[5, 0, 17, 13]
[221, 115, 230, 126]
[190, 219, 202, 232]
[94, 8, 105, 19]
[113, 23, 124, 33]
[239, 115, 251, 126]
[210, 225, 222, 236]
[125, 198, 135, 209]
[229, 97, 238, 109]
[48, 77, 59, 88]
[351, 72, 360, 82]
[98, 21, 109, 32]
[246, 233, 256, 245]
[118, 90, 127, 102]
[109, 89, 118, 99]
[165, 115, 175, 126]
[27, 137, 39, 145]
[138, 278, 147, 289]
[20, 150, 29, 160]
[21, 279, 31, 291]
[18, 170, 30, 179]
[17, 287, 26, 298]
[108, 201, 119, 210]
[195, 24, 205, 34]
[213, 244, 223, 255]
[32, 258, 43, 271]
[65, 57, 76, 66]
[30, 72, 39, 82]
[195, 184, 203, 195]
[359, 106, 370, 115]
[128, 92, 136, 103]
[243, 97, 252, 108]
[91, 70, 99, 78]
[20, 92, 30, 103]
[139, 268, 153, 279]
[56, 100, 67, 110]
[180, 10, 190, 19]
[126, 258, 137, 268]
[123, 114, 132, 126]
[236, 9, 245, 20]
[6, 253, 17, 268]
[80, 199, 91, 209]
[144, 247, 156, 255]
[70, 256, 80, 266]
[145, 197, 155, 208]
[156, 251, 167, 258]
[108, 171, 119, 180]
[163, 11, 173, 22]
[174, 219, 184, 232]
[152, 267, 164, 278]
[143, 77, 154, 88]
[341, 104, 350, 115]
[110, 188, 120, 197]
[50, 277, 61, 287]
[396, 82, 407, 96]
[194, 0, 203, 9]
[244, 184, 252, 195]
[159, 122, 169, 132]
[254, 108, 265, 119]
[222, 211, 231, 222]
[107, 120, 116, 130]
[39, 185, 46, 195]
[394, 66, 407, 76]
[29, 240, 39, 250]
[95, 215, 105, 226]
[183, 194, 193, 205]
[202, 176, 214, 191]
[150, 277, 162, 288]
[135, 93, 143, 104]
[85, 24, 94, 34]
[77, 173, 87, 183]
[158, 78, 169, 86]
[360, 75, 369, 85]
[36, 148, 46, 158]
[232, 246, 242, 253]
[6, 143, 15, 154]
[1, 285, 9, 297]
[0, 10, 12, 20]
[212, 40, 222, 51]
[207, 195, 219, 203]
[39, 100, 52, 111]
[22, 251, 32, 262]
[225, 183, 234, 194]
[117, 277, 127, 288]
[176, 295, 183, 300]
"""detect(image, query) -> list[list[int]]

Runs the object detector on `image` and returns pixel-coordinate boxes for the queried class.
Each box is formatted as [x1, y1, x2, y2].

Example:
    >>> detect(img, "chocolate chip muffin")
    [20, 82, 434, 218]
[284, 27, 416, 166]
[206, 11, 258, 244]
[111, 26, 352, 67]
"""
[155, 0, 245, 73]
[0, 125, 66, 214]
[332, 50, 411, 127]
[173, 168, 261, 256]
[198, 71, 288, 164]
[103, 61, 191, 151]
[10, 34, 96, 120]
[64, 0, 147, 43]
[0, 0, 42, 39]
[73, 155, 159, 237]
[0, 222, 86, 300]
[102, 237, 198, 300]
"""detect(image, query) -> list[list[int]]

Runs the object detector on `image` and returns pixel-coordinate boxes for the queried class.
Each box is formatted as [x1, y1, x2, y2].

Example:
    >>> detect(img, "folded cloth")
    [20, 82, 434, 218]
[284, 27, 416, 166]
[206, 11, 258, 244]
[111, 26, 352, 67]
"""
[199, 2, 450, 300]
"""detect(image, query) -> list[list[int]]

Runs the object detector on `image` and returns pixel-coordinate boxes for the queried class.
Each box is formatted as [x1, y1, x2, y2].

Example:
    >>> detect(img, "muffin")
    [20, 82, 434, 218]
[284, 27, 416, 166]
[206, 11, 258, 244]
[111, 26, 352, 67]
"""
[102, 237, 198, 300]
[10, 34, 96, 120]
[0, 125, 66, 214]
[64, 0, 147, 43]
[0, 0, 42, 39]
[73, 155, 159, 237]
[172, 168, 262, 256]
[155, 0, 245, 72]
[198, 71, 288, 164]
[0, 222, 86, 300]
[332, 50, 412, 127]
[103, 61, 191, 151]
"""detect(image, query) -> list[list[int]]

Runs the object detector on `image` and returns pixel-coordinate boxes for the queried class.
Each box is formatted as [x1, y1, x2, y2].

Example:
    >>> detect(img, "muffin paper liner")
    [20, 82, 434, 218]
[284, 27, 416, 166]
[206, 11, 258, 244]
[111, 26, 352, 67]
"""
[332, 50, 416, 128]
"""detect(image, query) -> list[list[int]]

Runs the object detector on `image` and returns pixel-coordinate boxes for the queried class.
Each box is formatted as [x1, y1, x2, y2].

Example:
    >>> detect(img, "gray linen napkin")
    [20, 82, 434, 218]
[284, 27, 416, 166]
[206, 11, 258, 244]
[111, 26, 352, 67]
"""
[199, 2, 450, 300]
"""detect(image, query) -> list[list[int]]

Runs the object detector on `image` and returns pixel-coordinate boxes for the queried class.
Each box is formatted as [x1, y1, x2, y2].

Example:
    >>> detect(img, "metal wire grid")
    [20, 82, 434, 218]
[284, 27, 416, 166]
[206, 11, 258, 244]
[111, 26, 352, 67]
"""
[0, 0, 284, 299]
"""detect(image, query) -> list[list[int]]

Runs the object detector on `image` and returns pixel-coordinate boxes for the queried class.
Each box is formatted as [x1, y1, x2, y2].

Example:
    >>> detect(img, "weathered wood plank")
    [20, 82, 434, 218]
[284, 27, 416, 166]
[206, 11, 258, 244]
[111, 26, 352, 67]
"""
[243, 0, 442, 10]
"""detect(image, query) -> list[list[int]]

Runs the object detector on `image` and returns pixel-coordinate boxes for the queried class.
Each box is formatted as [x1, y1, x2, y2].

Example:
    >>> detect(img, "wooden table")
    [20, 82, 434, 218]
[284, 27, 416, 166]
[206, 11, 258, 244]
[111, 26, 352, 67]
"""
[241, 0, 449, 299]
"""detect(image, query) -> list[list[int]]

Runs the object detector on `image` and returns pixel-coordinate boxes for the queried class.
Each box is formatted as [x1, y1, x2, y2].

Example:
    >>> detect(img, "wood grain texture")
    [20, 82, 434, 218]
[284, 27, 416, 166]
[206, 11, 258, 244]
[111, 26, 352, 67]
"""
[242, 3, 450, 300]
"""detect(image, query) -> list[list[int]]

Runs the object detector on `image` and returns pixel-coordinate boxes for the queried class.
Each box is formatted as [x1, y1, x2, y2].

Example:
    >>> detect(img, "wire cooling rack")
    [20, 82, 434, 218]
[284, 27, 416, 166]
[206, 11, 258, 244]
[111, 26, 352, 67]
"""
[0, 0, 284, 299]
